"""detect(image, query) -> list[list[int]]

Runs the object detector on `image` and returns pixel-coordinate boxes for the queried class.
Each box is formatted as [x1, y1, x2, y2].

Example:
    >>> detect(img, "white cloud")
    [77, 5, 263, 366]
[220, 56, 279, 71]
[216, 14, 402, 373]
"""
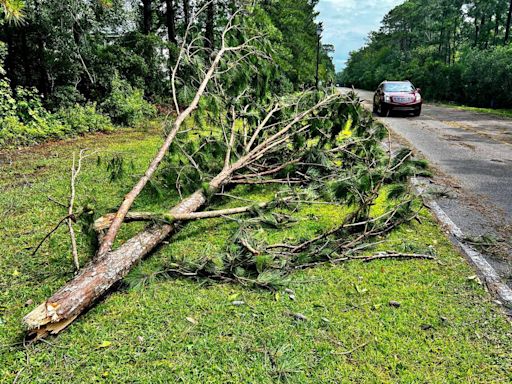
[316, 0, 404, 71]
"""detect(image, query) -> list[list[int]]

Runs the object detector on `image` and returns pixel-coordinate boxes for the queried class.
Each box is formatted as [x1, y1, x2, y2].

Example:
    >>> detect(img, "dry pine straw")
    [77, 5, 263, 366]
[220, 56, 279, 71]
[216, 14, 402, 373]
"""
[0, 128, 511, 383]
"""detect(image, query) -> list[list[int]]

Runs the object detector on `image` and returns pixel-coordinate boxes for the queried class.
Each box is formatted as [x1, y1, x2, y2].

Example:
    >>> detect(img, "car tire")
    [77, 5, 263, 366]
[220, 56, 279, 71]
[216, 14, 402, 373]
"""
[413, 107, 421, 117]
[373, 103, 378, 113]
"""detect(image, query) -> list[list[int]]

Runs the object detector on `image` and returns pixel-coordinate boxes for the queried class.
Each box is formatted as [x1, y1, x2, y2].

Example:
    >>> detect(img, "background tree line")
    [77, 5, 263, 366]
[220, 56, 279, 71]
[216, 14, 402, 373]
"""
[340, 0, 512, 108]
[0, 0, 335, 146]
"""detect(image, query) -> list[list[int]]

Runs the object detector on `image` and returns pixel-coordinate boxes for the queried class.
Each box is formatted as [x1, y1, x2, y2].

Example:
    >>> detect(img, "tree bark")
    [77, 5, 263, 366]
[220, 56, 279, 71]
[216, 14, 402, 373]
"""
[183, 0, 190, 27]
[505, 0, 512, 44]
[166, 0, 177, 45]
[205, 0, 215, 50]
[142, 0, 152, 35]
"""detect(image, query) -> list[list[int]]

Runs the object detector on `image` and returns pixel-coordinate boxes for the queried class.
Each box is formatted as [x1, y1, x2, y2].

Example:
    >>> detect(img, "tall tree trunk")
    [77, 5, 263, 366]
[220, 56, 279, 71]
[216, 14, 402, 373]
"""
[494, 11, 500, 45]
[474, 14, 480, 46]
[21, 28, 31, 85]
[142, 0, 152, 35]
[166, 0, 177, 44]
[205, 0, 215, 50]
[505, 0, 512, 44]
[183, 0, 190, 27]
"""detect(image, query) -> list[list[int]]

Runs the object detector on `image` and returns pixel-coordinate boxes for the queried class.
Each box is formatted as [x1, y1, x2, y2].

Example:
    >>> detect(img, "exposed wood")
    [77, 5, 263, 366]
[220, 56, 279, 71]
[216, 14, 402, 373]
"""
[93, 201, 274, 232]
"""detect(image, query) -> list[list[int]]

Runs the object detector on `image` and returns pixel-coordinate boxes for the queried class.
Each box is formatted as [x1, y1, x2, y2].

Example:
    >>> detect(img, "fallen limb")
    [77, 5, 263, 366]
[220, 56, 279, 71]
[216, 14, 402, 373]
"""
[93, 201, 275, 232]
[68, 149, 95, 270]
[292, 252, 435, 270]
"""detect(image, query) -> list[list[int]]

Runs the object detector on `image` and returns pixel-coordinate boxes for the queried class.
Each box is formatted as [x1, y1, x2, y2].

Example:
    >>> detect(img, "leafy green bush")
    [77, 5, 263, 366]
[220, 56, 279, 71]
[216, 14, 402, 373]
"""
[57, 103, 114, 134]
[0, 115, 68, 147]
[0, 78, 16, 118]
[48, 85, 86, 110]
[0, 103, 115, 147]
[101, 74, 156, 127]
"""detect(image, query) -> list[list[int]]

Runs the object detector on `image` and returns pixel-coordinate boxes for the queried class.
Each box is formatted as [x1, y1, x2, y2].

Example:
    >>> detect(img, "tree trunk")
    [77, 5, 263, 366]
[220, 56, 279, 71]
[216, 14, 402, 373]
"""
[205, 0, 215, 50]
[166, 0, 177, 45]
[505, 0, 512, 44]
[183, 0, 190, 27]
[24, 190, 208, 337]
[142, 0, 152, 35]
[24, 157, 240, 337]
[23, 90, 338, 337]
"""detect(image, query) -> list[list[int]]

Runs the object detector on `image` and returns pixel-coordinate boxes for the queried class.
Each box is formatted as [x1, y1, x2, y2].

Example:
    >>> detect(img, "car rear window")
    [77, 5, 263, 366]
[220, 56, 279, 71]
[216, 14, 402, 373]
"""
[384, 83, 415, 92]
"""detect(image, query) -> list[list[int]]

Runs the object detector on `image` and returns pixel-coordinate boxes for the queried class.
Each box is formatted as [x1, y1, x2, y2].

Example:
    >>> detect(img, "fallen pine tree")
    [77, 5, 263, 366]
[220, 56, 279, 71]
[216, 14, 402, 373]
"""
[23, 3, 429, 338]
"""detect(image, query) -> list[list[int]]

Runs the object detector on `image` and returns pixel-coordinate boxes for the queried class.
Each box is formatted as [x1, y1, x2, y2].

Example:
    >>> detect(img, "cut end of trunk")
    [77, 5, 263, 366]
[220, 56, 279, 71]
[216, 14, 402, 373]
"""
[23, 302, 77, 339]
[94, 213, 117, 232]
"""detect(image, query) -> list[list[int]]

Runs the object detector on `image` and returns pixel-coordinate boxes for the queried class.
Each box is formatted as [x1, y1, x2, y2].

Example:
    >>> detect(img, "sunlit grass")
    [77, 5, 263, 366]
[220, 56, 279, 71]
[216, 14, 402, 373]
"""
[0, 127, 511, 383]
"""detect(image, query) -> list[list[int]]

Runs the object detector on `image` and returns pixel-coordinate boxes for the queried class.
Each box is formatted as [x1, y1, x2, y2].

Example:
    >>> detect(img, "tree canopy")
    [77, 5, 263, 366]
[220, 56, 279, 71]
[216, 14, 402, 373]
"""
[1, 0, 334, 106]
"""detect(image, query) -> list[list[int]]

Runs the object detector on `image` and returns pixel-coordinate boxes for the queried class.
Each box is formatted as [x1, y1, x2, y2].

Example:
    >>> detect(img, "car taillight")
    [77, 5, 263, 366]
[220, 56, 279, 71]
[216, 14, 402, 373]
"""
[415, 93, 421, 102]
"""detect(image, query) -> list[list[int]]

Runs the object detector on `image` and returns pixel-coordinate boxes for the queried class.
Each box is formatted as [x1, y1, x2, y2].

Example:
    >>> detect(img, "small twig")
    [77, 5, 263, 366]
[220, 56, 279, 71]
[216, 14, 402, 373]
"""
[333, 341, 371, 356]
[13, 367, 26, 384]
[360, 252, 435, 262]
[47, 196, 67, 208]
[31, 214, 74, 257]
[239, 238, 260, 255]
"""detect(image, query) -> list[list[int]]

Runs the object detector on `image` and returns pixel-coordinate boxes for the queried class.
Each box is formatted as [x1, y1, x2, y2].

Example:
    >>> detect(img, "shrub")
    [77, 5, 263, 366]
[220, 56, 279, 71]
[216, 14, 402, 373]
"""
[0, 115, 68, 147]
[48, 86, 86, 110]
[101, 74, 156, 127]
[0, 78, 16, 118]
[0, 102, 114, 147]
[57, 103, 114, 134]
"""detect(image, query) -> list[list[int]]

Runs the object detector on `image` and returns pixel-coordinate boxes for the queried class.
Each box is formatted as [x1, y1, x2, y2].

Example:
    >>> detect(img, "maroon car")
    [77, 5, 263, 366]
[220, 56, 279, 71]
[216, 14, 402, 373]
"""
[373, 81, 422, 117]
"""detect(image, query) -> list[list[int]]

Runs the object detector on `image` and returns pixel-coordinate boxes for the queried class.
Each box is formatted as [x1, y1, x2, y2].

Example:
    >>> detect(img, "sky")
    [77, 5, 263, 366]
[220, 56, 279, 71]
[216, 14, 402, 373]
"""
[316, 0, 404, 72]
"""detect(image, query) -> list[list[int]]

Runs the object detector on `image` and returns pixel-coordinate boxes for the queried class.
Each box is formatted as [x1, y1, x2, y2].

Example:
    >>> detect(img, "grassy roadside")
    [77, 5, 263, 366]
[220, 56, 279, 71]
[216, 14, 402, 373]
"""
[438, 103, 512, 119]
[1, 128, 512, 383]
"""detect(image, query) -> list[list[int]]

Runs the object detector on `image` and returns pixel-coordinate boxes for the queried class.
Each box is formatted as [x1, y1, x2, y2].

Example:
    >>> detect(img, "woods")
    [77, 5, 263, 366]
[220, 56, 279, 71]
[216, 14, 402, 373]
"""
[341, 0, 512, 108]
[0, 0, 335, 147]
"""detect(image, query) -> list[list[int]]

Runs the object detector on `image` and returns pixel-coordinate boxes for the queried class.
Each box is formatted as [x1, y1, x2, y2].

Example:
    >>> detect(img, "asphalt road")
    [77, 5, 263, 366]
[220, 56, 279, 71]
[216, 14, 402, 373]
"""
[341, 88, 512, 284]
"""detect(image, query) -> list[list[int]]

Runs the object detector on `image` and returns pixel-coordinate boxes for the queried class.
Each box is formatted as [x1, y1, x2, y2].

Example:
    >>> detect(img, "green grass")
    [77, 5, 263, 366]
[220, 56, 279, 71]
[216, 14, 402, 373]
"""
[1, 128, 512, 383]
[440, 103, 512, 119]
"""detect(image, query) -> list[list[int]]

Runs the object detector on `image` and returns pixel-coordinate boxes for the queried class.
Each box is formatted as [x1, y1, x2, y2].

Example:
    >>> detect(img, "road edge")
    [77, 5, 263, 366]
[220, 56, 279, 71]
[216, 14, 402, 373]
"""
[354, 95, 512, 310]
[412, 178, 512, 310]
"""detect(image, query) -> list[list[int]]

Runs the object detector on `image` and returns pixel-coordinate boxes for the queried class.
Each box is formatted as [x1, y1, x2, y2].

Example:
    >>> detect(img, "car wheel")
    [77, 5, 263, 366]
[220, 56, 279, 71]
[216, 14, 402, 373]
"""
[413, 107, 421, 117]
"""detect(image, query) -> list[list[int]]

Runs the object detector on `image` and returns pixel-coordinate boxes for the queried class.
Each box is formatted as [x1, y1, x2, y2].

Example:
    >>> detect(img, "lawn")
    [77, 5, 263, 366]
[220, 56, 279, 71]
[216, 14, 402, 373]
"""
[1, 127, 511, 383]
[439, 103, 512, 119]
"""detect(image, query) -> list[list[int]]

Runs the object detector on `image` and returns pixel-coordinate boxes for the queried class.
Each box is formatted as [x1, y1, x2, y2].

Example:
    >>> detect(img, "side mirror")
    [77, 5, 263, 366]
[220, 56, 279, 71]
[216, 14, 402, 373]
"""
[416, 88, 421, 93]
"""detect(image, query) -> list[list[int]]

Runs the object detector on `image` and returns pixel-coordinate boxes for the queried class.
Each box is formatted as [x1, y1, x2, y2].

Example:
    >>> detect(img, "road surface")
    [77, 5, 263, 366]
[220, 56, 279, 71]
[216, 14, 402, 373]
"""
[341, 88, 512, 285]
